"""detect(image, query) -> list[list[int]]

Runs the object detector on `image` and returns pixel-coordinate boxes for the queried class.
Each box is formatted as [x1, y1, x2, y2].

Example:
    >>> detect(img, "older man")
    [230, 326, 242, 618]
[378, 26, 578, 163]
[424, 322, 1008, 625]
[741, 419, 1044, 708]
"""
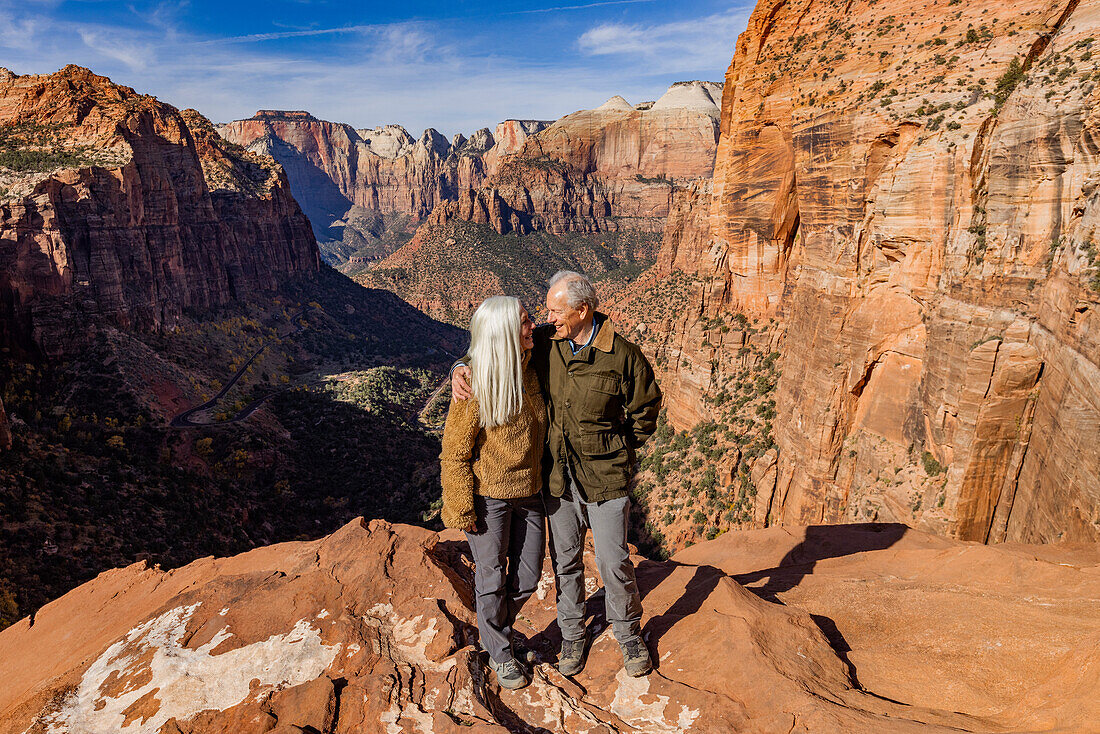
[452, 271, 661, 677]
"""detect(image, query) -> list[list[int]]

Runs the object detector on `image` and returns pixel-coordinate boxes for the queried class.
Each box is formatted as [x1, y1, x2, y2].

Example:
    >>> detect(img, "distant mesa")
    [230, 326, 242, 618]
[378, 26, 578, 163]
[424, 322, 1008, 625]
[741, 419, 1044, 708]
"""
[252, 109, 317, 121]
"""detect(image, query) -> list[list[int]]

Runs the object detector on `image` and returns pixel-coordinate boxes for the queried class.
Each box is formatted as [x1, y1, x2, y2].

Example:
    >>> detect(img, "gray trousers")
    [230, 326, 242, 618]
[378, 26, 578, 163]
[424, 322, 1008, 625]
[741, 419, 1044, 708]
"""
[545, 466, 643, 644]
[465, 493, 545, 663]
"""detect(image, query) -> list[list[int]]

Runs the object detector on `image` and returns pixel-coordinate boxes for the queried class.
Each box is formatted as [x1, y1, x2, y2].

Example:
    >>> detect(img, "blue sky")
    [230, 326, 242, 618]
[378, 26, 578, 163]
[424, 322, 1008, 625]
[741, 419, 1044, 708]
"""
[0, 0, 752, 137]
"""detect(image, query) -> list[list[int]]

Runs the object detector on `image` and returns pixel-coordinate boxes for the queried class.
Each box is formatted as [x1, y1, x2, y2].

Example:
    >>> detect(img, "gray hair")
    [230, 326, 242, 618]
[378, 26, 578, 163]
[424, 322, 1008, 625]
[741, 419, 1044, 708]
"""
[468, 296, 524, 427]
[548, 270, 599, 312]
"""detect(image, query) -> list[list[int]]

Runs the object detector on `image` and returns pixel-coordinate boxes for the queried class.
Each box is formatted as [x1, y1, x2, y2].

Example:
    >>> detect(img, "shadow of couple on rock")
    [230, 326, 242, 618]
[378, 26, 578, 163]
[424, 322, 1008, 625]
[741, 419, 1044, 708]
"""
[434, 522, 907, 686]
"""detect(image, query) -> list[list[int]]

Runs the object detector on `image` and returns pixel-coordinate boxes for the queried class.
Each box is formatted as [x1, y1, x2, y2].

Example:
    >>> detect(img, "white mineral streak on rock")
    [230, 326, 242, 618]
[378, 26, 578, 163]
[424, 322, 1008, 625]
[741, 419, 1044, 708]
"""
[610, 669, 699, 733]
[365, 603, 459, 733]
[364, 606, 454, 673]
[380, 700, 435, 734]
[535, 570, 555, 600]
[584, 577, 601, 596]
[519, 676, 601, 732]
[316, 609, 330, 619]
[33, 603, 340, 734]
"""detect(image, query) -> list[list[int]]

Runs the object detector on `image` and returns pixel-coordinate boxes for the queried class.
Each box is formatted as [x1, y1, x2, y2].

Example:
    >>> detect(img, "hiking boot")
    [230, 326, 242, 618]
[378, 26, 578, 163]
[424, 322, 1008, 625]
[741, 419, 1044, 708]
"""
[557, 633, 589, 676]
[620, 638, 652, 677]
[512, 641, 537, 666]
[487, 656, 530, 690]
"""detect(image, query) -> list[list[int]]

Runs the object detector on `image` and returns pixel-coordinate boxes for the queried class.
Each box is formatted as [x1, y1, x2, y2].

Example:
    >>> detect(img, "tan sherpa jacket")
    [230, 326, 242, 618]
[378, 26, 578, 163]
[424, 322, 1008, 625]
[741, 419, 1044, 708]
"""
[439, 356, 547, 531]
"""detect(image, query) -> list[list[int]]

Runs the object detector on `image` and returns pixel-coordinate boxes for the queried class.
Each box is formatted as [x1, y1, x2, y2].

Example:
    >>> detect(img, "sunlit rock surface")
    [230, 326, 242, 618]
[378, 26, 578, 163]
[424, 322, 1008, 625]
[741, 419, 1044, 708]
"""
[0, 66, 320, 359]
[613, 0, 1100, 546]
[2, 520, 1095, 733]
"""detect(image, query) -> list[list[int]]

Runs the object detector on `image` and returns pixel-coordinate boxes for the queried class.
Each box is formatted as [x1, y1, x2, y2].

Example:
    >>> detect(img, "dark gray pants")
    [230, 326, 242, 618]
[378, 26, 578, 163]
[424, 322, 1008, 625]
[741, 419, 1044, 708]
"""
[465, 493, 545, 663]
[545, 467, 643, 644]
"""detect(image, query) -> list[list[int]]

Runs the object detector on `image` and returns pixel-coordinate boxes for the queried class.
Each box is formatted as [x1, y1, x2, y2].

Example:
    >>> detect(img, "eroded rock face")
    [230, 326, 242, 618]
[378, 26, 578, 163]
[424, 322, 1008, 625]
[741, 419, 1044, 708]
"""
[429, 81, 724, 236]
[621, 0, 1100, 544]
[0, 66, 320, 359]
[4, 519, 1092, 733]
[217, 111, 553, 252]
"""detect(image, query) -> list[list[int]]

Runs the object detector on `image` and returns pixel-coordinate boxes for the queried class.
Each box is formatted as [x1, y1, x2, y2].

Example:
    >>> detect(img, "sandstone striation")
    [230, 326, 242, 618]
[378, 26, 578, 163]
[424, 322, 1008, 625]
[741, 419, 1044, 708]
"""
[428, 81, 724, 236]
[217, 111, 553, 261]
[4, 519, 1095, 733]
[0, 66, 320, 359]
[614, 0, 1100, 547]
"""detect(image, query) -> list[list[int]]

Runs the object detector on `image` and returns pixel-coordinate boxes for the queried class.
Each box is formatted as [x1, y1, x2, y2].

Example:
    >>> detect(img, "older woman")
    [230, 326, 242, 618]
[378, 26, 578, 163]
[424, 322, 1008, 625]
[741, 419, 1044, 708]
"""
[440, 296, 547, 690]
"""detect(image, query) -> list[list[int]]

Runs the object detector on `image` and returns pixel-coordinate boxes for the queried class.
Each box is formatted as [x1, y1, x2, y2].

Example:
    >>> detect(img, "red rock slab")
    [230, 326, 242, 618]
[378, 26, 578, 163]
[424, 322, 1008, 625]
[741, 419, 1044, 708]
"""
[676, 523, 1100, 731]
[2, 519, 1036, 733]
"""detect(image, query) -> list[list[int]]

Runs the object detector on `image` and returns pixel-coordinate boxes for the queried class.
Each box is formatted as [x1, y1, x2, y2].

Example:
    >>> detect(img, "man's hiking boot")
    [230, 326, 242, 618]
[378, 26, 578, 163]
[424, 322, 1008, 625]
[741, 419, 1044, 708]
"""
[557, 633, 589, 676]
[620, 637, 652, 677]
[487, 656, 530, 689]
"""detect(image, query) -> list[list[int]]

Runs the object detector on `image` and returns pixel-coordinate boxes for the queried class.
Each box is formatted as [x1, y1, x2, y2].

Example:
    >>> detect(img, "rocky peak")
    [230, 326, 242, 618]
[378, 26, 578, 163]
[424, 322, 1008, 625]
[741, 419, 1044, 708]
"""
[456, 126, 494, 156]
[415, 127, 451, 157]
[595, 94, 634, 112]
[0, 65, 319, 357]
[489, 119, 550, 157]
[252, 109, 317, 122]
[356, 124, 414, 158]
[652, 80, 723, 112]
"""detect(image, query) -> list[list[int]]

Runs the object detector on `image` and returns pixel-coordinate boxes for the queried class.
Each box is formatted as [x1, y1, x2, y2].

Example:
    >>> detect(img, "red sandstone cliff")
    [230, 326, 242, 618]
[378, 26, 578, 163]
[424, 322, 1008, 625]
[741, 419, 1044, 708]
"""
[218, 111, 499, 220]
[216, 112, 551, 258]
[3, 519, 1095, 733]
[0, 66, 320, 358]
[614, 0, 1100, 546]
[428, 81, 724, 235]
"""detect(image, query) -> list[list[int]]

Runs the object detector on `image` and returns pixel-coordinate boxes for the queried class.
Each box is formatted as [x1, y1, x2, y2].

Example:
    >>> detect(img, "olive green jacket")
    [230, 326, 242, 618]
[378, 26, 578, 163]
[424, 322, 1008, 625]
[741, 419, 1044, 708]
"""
[533, 313, 661, 502]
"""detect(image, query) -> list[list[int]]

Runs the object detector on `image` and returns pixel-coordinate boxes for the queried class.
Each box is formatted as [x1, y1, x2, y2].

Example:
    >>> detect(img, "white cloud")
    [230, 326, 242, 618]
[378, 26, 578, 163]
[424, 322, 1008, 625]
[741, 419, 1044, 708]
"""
[0, 3, 738, 136]
[77, 28, 153, 70]
[578, 8, 750, 73]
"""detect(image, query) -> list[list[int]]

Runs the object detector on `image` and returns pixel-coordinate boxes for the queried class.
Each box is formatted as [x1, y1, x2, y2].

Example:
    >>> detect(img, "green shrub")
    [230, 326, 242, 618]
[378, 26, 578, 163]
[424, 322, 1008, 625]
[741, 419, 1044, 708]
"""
[922, 451, 946, 476]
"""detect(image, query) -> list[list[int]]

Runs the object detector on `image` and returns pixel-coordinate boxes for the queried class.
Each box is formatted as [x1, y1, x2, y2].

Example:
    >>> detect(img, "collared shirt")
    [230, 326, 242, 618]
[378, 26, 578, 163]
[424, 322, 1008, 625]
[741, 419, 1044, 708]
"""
[567, 320, 600, 355]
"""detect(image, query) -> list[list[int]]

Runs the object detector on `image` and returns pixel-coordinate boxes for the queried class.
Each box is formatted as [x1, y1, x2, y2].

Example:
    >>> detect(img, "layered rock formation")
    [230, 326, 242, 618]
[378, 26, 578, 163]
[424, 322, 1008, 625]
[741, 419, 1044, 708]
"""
[352, 82, 722, 325]
[3, 519, 1095, 733]
[217, 111, 552, 260]
[0, 66, 319, 358]
[428, 81, 724, 236]
[616, 0, 1100, 546]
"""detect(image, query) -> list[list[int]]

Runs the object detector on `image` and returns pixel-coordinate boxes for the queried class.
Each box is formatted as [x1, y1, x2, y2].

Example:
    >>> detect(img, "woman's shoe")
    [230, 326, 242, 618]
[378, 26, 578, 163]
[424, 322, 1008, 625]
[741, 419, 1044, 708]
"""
[488, 656, 530, 690]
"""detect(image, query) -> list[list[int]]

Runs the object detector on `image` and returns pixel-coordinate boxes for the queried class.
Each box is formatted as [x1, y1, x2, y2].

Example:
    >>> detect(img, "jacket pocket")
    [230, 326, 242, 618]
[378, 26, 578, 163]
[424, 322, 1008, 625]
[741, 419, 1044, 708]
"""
[575, 431, 630, 486]
[581, 375, 620, 419]
[578, 431, 625, 456]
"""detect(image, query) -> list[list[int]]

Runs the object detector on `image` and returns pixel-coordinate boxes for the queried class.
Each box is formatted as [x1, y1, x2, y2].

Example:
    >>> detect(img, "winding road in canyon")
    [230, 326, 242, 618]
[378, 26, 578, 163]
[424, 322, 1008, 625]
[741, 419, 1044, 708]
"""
[169, 309, 309, 427]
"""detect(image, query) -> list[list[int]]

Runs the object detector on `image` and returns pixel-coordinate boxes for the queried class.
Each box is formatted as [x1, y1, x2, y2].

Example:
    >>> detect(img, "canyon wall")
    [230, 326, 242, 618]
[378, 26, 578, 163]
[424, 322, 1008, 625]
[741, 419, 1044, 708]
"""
[623, 0, 1100, 545]
[427, 81, 723, 235]
[218, 82, 722, 265]
[0, 66, 320, 359]
[217, 112, 551, 259]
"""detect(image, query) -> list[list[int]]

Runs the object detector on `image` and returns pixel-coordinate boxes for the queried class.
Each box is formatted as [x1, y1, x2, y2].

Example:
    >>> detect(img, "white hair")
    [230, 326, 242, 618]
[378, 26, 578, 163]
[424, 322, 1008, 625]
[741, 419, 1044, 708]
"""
[468, 296, 525, 428]
[548, 270, 599, 311]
